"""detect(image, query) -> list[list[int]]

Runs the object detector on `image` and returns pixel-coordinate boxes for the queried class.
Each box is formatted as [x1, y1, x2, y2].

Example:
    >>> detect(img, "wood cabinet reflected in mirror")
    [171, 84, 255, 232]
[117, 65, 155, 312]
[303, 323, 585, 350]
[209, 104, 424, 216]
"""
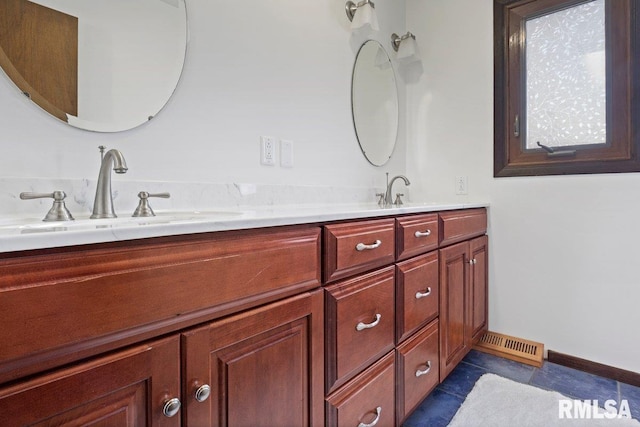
[0, 0, 78, 122]
[0, 0, 187, 133]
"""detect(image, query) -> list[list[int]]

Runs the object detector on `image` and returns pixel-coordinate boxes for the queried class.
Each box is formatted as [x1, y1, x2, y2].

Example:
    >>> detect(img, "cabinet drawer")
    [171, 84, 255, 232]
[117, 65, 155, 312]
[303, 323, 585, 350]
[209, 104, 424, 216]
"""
[325, 267, 395, 393]
[323, 218, 395, 282]
[396, 252, 439, 344]
[0, 226, 321, 384]
[439, 208, 487, 247]
[326, 351, 395, 427]
[396, 320, 439, 425]
[396, 214, 439, 260]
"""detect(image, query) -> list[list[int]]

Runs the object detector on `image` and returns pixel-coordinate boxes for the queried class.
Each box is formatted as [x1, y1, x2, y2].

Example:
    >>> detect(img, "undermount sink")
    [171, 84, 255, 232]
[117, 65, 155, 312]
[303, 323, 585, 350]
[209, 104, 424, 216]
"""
[0, 210, 243, 233]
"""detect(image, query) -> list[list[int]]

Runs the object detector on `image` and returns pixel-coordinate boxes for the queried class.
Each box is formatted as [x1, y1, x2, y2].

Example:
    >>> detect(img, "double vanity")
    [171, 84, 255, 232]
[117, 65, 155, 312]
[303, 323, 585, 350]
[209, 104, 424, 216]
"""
[0, 202, 488, 426]
[0, 1, 489, 425]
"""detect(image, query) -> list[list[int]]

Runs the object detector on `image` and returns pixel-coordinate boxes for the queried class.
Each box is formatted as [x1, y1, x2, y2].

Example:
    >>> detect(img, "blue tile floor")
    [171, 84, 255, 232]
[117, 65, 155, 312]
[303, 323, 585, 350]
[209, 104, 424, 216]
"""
[403, 349, 640, 427]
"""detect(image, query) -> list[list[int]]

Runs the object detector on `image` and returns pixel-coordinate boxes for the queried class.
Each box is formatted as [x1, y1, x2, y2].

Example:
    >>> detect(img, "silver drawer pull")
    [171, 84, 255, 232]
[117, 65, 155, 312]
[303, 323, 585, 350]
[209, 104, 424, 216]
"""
[415, 287, 432, 299]
[356, 240, 382, 251]
[358, 406, 382, 427]
[356, 313, 381, 331]
[415, 361, 432, 377]
[414, 229, 431, 238]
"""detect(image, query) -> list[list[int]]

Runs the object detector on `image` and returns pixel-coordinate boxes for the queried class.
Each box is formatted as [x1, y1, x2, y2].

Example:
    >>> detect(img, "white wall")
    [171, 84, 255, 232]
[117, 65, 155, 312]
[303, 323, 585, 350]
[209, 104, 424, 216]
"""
[0, 0, 406, 196]
[407, 0, 640, 373]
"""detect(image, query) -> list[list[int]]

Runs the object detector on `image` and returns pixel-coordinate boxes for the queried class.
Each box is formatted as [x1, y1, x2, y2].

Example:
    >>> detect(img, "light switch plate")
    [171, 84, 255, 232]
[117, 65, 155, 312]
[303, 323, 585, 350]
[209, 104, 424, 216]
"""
[280, 140, 294, 168]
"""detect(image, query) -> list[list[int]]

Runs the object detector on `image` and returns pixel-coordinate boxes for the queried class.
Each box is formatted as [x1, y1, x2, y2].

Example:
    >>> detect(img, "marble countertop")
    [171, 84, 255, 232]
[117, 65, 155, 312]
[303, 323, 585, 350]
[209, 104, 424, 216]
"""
[0, 202, 488, 254]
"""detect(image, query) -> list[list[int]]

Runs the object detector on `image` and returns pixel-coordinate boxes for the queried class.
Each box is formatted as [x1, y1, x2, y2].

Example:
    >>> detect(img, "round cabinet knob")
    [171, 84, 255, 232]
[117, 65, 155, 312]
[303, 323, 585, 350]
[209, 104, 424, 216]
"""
[195, 384, 211, 403]
[162, 397, 181, 418]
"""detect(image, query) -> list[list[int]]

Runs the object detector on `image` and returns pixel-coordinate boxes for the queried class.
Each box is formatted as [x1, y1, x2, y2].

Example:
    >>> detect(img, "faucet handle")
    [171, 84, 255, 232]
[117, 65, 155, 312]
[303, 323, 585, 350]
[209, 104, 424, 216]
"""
[132, 191, 170, 217]
[20, 191, 75, 222]
[376, 193, 385, 207]
[394, 193, 405, 206]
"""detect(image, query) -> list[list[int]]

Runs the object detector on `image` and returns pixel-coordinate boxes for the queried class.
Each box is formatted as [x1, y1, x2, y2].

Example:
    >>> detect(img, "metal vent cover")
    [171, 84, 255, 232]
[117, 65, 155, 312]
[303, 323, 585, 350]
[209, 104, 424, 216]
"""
[473, 331, 544, 368]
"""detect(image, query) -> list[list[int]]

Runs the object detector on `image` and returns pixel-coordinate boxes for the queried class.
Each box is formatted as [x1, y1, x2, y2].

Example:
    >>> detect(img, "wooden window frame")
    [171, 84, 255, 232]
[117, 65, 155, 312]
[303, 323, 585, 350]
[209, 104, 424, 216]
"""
[494, 0, 640, 177]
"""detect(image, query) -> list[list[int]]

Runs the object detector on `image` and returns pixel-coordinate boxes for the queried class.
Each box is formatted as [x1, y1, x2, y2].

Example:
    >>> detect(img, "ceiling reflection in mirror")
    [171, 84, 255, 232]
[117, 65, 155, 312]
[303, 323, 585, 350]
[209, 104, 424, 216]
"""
[0, 0, 187, 132]
[351, 40, 399, 166]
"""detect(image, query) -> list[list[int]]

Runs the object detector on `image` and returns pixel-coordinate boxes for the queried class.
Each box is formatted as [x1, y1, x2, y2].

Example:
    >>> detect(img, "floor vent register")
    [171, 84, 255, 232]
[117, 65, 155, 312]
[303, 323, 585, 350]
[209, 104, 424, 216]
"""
[473, 331, 544, 368]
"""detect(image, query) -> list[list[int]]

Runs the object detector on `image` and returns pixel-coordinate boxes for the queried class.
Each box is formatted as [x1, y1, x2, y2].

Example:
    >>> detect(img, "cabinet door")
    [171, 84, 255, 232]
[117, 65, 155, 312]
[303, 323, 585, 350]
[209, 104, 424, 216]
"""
[182, 290, 324, 427]
[439, 241, 470, 382]
[0, 336, 181, 427]
[469, 235, 488, 343]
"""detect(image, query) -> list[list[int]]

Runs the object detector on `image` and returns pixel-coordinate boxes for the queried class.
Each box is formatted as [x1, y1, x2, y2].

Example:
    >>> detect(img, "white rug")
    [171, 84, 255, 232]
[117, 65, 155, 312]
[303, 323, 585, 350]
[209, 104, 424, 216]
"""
[447, 373, 640, 427]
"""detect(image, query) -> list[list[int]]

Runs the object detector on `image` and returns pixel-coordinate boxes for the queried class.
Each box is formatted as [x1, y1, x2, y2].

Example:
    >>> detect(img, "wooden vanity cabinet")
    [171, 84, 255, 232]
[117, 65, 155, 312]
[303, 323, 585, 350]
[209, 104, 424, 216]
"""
[0, 226, 320, 385]
[0, 207, 488, 426]
[0, 225, 323, 426]
[0, 336, 181, 427]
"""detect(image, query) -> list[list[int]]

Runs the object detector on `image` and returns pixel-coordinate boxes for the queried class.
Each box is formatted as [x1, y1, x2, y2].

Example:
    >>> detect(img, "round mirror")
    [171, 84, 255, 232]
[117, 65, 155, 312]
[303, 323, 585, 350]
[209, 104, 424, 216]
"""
[0, 0, 187, 132]
[351, 40, 399, 166]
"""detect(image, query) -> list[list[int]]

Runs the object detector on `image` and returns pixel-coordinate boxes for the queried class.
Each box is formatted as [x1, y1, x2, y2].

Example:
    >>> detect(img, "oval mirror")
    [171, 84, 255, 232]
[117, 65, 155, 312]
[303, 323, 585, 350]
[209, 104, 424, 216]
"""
[351, 40, 399, 166]
[0, 0, 187, 132]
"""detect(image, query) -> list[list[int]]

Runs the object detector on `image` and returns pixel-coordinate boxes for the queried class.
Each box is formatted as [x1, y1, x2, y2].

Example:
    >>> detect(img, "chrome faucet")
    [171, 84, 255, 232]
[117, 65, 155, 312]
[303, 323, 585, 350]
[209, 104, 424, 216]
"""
[383, 173, 410, 207]
[91, 147, 128, 219]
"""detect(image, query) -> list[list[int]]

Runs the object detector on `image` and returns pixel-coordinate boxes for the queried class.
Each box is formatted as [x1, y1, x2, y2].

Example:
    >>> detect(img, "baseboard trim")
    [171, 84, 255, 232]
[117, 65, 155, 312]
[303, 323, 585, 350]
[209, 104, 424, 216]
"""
[547, 350, 640, 387]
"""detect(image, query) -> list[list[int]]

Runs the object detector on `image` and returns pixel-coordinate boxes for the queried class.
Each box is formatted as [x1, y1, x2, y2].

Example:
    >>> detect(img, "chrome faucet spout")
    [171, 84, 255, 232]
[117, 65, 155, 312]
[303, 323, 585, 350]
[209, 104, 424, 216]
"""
[384, 174, 410, 207]
[91, 149, 127, 219]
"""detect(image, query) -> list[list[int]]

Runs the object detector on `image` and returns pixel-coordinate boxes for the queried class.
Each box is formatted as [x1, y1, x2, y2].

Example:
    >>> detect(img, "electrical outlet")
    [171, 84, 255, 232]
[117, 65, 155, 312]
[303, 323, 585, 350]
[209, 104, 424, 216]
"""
[455, 176, 468, 195]
[260, 136, 276, 166]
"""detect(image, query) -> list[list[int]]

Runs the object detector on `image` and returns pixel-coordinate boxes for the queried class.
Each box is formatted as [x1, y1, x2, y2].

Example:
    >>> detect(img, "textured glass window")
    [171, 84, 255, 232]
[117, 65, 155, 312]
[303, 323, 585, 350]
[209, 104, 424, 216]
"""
[525, 0, 606, 149]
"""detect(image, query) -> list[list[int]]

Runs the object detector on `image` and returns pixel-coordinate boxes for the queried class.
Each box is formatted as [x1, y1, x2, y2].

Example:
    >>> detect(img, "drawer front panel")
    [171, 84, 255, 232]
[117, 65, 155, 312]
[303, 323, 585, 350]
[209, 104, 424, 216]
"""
[396, 214, 439, 260]
[323, 218, 395, 282]
[325, 267, 395, 393]
[396, 252, 439, 344]
[326, 351, 395, 427]
[397, 320, 439, 424]
[0, 226, 321, 384]
[439, 208, 487, 247]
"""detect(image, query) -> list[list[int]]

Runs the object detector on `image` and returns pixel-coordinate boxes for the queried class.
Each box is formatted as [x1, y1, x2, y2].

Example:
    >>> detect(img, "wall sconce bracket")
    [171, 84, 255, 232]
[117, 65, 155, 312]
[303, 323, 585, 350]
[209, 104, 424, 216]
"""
[391, 32, 416, 52]
[345, 0, 376, 22]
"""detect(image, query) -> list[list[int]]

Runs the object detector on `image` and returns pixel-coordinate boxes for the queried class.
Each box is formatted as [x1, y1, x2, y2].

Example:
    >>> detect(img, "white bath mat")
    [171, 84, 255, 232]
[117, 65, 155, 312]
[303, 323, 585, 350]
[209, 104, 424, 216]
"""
[447, 373, 639, 427]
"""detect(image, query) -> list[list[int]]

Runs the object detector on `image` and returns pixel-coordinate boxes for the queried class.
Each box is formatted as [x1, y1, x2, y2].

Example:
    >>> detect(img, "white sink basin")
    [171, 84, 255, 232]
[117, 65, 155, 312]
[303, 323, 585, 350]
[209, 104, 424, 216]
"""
[0, 210, 243, 233]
